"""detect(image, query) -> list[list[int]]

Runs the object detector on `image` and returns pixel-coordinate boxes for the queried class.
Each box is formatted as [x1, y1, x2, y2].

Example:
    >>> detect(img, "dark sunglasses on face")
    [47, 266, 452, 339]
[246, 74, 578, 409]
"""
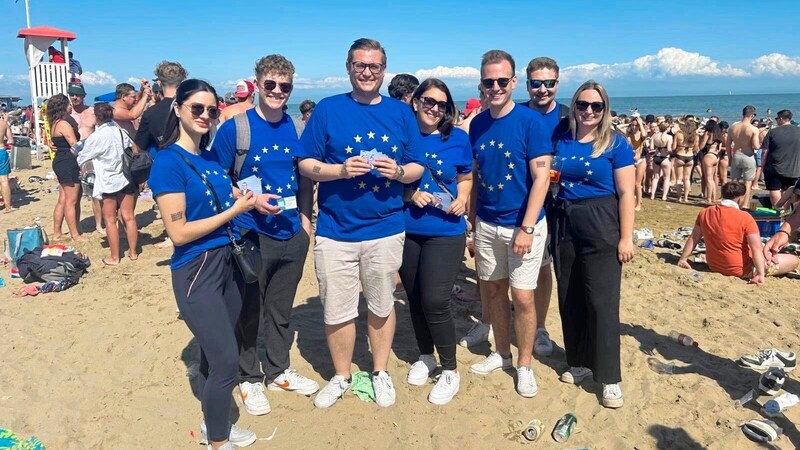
[575, 100, 605, 113]
[419, 96, 448, 112]
[263, 80, 293, 94]
[529, 79, 558, 89]
[185, 103, 220, 119]
[480, 77, 511, 89]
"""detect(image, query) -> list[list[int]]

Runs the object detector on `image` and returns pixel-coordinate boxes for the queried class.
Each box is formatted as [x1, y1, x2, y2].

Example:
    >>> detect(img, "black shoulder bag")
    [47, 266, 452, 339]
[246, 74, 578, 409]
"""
[167, 149, 260, 284]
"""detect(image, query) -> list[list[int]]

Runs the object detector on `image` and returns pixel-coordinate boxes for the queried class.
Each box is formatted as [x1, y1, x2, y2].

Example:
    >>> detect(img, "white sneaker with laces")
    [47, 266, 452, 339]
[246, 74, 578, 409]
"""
[373, 371, 397, 407]
[602, 383, 624, 408]
[238, 381, 271, 416]
[267, 368, 320, 395]
[516, 366, 539, 398]
[470, 352, 512, 375]
[559, 366, 593, 384]
[314, 375, 351, 409]
[533, 328, 554, 356]
[200, 422, 257, 447]
[407, 354, 437, 386]
[458, 321, 492, 347]
[737, 348, 797, 371]
[428, 370, 460, 405]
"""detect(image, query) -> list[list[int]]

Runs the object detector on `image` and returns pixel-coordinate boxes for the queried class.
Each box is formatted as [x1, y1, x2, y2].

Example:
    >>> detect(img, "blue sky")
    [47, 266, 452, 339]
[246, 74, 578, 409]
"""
[2, 0, 800, 104]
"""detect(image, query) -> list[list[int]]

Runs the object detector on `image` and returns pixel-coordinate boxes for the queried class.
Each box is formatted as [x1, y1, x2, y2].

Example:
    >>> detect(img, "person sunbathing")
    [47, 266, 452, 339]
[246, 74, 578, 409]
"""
[677, 181, 799, 284]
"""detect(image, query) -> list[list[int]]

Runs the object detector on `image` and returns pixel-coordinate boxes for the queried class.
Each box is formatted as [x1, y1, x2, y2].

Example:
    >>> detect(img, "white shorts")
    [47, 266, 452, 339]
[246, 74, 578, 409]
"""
[314, 233, 404, 325]
[474, 217, 547, 290]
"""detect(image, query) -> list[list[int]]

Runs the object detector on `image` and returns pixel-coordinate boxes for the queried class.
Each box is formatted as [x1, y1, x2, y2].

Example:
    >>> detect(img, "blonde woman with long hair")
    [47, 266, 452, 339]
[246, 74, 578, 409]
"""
[550, 80, 635, 409]
[672, 117, 699, 203]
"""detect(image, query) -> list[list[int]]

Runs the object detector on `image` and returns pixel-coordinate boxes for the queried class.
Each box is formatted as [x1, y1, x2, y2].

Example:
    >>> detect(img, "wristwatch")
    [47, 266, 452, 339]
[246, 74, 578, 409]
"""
[522, 225, 535, 234]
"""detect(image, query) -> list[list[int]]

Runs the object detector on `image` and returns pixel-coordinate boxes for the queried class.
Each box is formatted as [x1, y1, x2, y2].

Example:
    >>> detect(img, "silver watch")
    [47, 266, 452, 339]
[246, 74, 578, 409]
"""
[522, 225, 535, 234]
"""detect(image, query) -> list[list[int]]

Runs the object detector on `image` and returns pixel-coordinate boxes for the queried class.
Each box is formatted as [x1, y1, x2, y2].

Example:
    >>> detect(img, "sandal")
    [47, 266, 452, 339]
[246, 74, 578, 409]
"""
[741, 418, 782, 442]
[12, 284, 40, 298]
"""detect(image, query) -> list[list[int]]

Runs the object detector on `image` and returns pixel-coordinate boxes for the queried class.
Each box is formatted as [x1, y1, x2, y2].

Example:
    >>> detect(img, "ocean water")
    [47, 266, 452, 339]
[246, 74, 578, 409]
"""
[285, 93, 800, 125]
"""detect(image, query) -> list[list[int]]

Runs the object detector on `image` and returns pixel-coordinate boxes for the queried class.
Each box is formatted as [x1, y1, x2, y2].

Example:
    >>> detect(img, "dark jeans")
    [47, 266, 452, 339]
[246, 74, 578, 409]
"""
[398, 233, 465, 370]
[237, 229, 309, 383]
[552, 195, 622, 384]
[173, 245, 242, 442]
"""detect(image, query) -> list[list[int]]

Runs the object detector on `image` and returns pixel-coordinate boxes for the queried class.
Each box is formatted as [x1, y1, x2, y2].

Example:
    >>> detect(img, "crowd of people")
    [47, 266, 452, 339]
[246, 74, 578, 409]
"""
[4, 37, 800, 450]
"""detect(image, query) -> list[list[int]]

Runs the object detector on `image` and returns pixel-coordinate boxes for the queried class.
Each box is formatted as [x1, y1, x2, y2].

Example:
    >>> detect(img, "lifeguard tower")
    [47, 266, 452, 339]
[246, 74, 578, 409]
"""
[17, 25, 76, 159]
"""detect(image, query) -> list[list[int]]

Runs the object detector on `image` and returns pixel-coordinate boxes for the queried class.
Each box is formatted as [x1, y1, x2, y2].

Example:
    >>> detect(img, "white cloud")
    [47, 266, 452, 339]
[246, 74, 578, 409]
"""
[413, 65, 480, 80]
[751, 53, 800, 76]
[125, 77, 141, 85]
[0, 75, 4, 81]
[79, 70, 117, 86]
[293, 76, 349, 90]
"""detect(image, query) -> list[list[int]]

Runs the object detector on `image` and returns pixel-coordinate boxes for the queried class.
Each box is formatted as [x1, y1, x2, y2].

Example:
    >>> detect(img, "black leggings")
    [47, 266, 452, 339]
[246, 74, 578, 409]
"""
[398, 233, 465, 370]
[172, 245, 243, 442]
[552, 196, 622, 384]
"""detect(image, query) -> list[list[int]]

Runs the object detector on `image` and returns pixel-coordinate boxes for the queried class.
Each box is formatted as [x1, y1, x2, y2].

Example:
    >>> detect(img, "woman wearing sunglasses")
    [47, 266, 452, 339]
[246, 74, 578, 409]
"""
[150, 79, 258, 450]
[551, 80, 635, 409]
[399, 78, 473, 405]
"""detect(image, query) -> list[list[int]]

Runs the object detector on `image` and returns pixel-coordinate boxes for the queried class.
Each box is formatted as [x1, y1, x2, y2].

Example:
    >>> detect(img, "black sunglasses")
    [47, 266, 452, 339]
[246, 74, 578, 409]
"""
[185, 103, 220, 119]
[419, 96, 448, 112]
[262, 80, 293, 94]
[575, 101, 605, 113]
[480, 77, 511, 89]
[529, 79, 558, 89]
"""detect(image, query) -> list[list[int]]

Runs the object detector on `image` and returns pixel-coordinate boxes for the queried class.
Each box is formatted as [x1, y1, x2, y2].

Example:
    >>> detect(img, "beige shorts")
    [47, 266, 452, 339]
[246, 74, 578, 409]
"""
[314, 232, 404, 325]
[474, 217, 547, 290]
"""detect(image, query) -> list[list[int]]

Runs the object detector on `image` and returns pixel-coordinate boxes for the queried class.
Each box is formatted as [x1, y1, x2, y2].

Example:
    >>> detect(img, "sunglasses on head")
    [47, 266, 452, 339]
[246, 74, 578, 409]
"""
[529, 79, 557, 89]
[184, 103, 220, 120]
[419, 96, 448, 112]
[262, 80, 293, 94]
[480, 77, 511, 89]
[575, 100, 605, 113]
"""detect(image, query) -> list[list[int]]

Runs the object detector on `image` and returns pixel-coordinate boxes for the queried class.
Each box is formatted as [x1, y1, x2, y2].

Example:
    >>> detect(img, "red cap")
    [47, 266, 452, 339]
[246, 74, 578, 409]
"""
[463, 98, 481, 115]
[235, 80, 255, 98]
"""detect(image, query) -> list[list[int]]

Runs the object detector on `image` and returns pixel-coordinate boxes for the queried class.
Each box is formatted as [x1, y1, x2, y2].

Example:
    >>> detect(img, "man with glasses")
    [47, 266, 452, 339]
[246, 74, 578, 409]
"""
[208, 54, 318, 416]
[297, 38, 424, 409]
[467, 50, 552, 398]
[113, 81, 152, 137]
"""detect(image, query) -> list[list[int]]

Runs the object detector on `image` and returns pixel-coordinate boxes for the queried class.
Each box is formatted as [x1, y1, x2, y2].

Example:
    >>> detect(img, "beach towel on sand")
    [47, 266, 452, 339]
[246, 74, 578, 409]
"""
[0, 428, 45, 450]
[351, 371, 375, 402]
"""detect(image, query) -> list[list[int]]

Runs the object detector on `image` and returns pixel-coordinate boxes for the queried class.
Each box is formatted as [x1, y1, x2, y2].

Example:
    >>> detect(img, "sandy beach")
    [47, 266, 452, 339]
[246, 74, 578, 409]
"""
[2, 160, 800, 449]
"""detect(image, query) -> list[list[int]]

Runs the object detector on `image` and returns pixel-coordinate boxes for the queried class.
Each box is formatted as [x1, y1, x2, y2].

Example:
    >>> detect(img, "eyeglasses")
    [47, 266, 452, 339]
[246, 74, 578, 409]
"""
[350, 61, 385, 74]
[262, 80, 293, 94]
[575, 101, 605, 113]
[184, 103, 220, 120]
[419, 96, 448, 112]
[480, 78, 511, 89]
[529, 79, 558, 89]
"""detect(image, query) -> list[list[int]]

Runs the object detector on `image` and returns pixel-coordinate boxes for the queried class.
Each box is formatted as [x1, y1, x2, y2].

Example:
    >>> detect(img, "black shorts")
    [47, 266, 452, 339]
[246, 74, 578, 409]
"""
[101, 183, 138, 198]
[53, 152, 80, 184]
[763, 167, 797, 191]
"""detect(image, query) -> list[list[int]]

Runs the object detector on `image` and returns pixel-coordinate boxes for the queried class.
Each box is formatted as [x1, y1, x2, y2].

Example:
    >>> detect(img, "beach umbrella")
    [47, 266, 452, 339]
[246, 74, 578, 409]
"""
[93, 92, 115, 102]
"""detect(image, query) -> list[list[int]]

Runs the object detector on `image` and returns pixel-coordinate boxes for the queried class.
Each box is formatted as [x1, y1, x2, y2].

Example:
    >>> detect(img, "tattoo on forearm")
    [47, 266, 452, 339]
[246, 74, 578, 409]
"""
[535, 161, 546, 168]
[170, 211, 184, 222]
[312, 165, 321, 174]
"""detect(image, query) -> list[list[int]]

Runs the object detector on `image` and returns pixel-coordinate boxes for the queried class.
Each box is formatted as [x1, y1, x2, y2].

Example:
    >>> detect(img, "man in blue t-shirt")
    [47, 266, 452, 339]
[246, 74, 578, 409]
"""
[518, 56, 569, 358]
[467, 50, 552, 398]
[296, 38, 424, 410]
[208, 55, 318, 416]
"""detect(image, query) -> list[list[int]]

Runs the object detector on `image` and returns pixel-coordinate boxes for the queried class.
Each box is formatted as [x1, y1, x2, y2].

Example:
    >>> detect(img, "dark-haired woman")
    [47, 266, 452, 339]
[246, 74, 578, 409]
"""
[399, 78, 472, 405]
[551, 80, 635, 409]
[149, 79, 257, 450]
[699, 120, 724, 204]
[673, 117, 698, 203]
[649, 122, 673, 201]
[47, 93, 84, 241]
[625, 116, 646, 211]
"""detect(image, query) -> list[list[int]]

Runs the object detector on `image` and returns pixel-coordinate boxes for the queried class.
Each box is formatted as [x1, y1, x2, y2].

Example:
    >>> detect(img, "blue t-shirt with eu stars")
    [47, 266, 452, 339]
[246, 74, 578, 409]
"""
[552, 132, 634, 201]
[207, 108, 301, 241]
[404, 129, 473, 237]
[518, 100, 566, 140]
[297, 93, 424, 242]
[149, 144, 239, 270]
[469, 104, 552, 227]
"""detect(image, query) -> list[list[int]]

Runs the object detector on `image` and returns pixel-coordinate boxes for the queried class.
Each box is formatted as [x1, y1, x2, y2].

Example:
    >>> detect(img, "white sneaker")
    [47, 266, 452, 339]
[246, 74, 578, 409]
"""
[602, 383, 624, 408]
[559, 367, 593, 384]
[533, 328, 553, 356]
[267, 368, 320, 395]
[373, 371, 396, 407]
[314, 375, 351, 409]
[428, 370, 460, 405]
[200, 422, 257, 447]
[516, 366, 539, 398]
[238, 381, 271, 416]
[470, 352, 512, 375]
[737, 348, 797, 371]
[208, 443, 235, 450]
[407, 355, 437, 386]
[458, 321, 492, 347]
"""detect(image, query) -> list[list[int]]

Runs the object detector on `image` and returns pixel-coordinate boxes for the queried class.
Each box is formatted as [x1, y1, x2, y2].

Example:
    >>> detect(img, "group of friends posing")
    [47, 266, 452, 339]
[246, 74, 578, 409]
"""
[93, 39, 637, 450]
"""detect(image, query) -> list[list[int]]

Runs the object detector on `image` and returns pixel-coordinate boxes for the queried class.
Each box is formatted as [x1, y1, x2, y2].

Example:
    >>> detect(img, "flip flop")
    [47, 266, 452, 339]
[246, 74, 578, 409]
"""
[100, 258, 119, 267]
[741, 419, 782, 442]
[12, 284, 40, 298]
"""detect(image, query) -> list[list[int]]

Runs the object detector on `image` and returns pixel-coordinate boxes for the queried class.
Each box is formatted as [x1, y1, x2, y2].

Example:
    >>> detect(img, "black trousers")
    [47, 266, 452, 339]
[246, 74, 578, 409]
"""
[398, 233, 465, 370]
[237, 229, 309, 383]
[552, 195, 622, 384]
[173, 245, 242, 442]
